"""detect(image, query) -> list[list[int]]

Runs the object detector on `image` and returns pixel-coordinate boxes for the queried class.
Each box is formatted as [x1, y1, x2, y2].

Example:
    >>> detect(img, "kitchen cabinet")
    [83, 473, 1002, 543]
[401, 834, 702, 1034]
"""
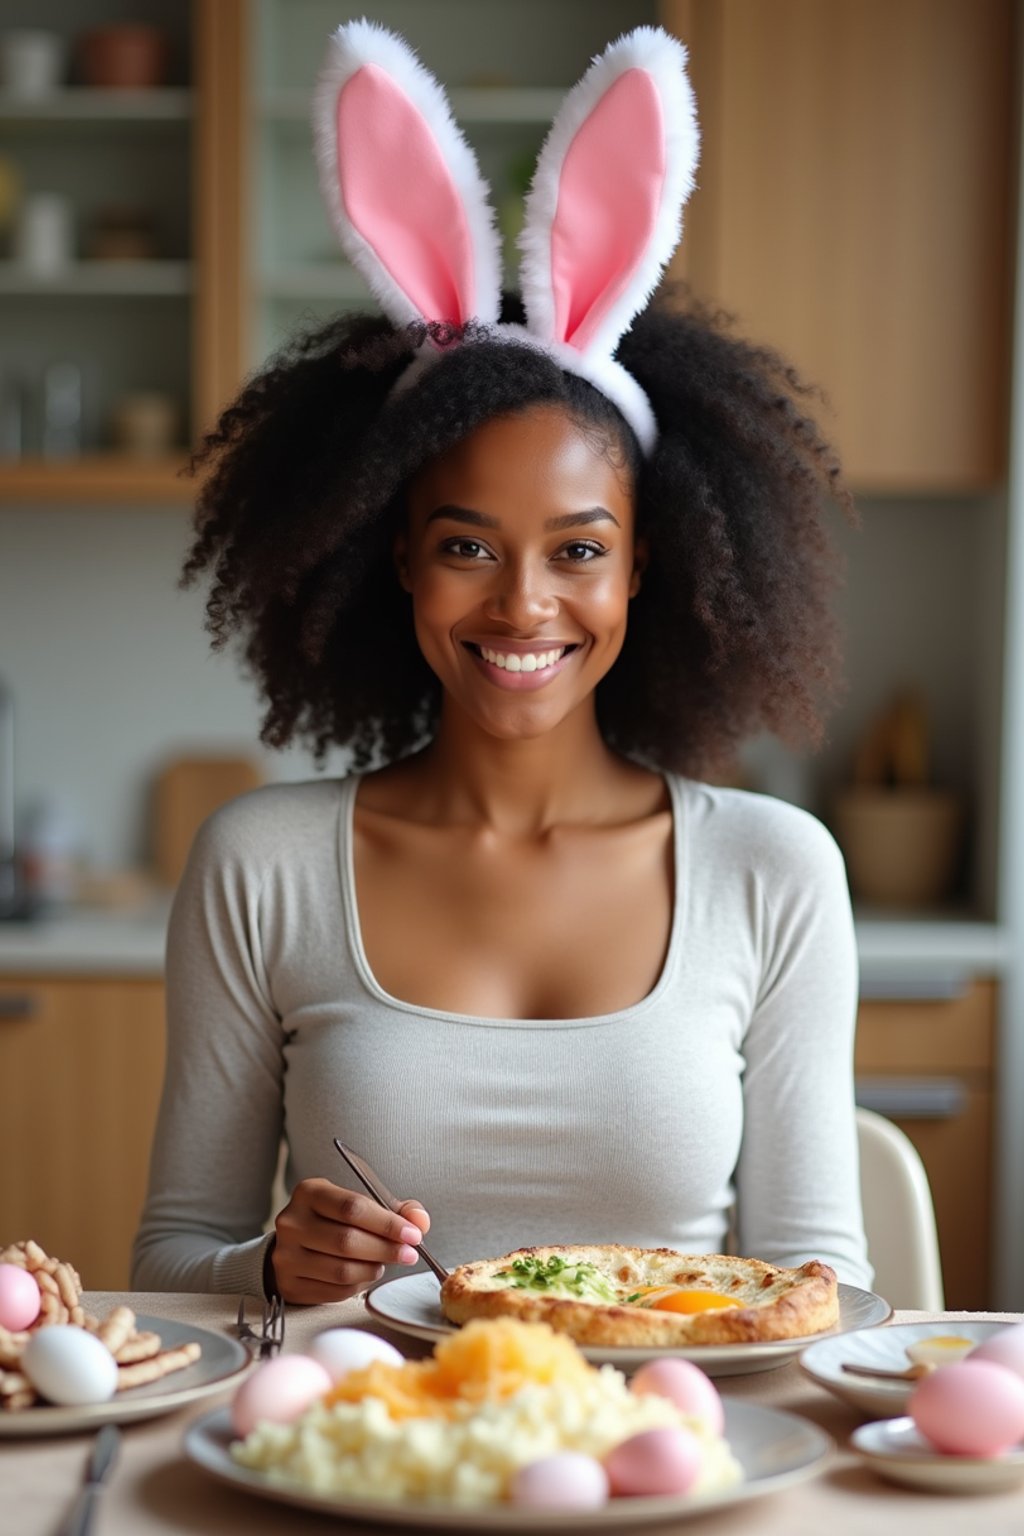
[0, 0, 246, 503]
[855, 979, 996, 1309]
[663, 0, 1014, 493]
[0, 976, 164, 1289]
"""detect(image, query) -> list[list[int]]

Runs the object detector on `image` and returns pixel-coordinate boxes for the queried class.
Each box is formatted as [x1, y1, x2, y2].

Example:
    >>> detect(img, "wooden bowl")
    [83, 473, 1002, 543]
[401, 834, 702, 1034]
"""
[833, 789, 963, 907]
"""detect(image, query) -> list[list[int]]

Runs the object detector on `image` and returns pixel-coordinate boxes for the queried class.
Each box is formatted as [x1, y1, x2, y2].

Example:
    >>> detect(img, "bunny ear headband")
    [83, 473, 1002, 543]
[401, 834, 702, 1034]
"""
[312, 20, 699, 454]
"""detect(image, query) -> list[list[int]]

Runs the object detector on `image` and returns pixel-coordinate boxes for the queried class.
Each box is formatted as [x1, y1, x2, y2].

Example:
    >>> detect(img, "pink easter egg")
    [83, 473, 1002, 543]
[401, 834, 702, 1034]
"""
[0, 1264, 40, 1332]
[630, 1357, 724, 1434]
[910, 1360, 1024, 1457]
[604, 1425, 703, 1497]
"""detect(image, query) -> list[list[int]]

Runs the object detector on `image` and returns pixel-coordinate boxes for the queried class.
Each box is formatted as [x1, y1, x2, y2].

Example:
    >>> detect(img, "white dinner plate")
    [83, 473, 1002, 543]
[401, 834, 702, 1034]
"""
[0, 1314, 251, 1437]
[184, 1398, 832, 1528]
[363, 1273, 892, 1376]
[852, 1416, 1024, 1494]
[800, 1320, 1008, 1419]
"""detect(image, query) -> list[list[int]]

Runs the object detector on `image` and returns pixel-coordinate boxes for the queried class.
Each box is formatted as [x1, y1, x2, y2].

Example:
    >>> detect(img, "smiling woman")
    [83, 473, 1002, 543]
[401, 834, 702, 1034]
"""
[131, 20, 872, 1307]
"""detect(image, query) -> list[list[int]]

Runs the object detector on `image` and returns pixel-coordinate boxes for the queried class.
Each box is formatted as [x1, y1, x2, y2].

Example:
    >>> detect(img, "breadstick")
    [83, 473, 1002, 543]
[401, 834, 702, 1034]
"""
[0, 1328, 29, 1367]
[34, 1270, 59, 1296]
[97, 1306, 136, 1356]
[1, 1388, 35, 1411]
[22, 1240, 50, 1271]
[37, 1291, 67, 1327]
[116, 1341, 200, 1390]
[54, 1262, 81, 1312]
[0, 1369, 30, 1397]
[114, 1331, 161, 1365]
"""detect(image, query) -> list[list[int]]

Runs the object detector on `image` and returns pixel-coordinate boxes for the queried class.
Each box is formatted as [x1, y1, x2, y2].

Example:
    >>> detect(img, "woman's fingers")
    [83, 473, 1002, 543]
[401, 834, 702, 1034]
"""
[283, 1270, 385, 1305]
[270, 1179, 431, 1302]
[397, 1199, 431, 1235]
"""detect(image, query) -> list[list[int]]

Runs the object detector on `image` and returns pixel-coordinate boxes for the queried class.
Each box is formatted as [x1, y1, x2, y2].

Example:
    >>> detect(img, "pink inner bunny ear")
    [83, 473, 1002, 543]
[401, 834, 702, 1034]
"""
[550, 69, 665, 352]
[337, 64, 475, 327]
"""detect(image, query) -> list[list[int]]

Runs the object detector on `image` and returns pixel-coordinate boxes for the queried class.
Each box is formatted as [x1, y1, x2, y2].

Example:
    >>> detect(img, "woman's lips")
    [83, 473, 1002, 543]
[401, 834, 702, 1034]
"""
[464, 644, 577, 692]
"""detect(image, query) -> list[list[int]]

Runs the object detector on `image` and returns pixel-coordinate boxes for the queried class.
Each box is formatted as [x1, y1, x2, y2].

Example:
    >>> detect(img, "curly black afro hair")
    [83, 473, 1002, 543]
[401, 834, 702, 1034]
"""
[184, 290, 854, 776]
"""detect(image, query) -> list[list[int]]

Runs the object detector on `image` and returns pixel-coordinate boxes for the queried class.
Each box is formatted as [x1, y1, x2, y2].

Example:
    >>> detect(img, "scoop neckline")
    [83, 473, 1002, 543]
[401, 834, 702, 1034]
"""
[338, 771, 688, 1029]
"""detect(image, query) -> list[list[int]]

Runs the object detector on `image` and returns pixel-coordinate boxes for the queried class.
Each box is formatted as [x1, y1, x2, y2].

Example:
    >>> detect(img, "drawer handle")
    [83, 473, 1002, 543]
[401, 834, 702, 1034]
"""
[856, 1076, 967, 1120]
[0, 993, 37, 1021]
[859, 972, 971, 1002]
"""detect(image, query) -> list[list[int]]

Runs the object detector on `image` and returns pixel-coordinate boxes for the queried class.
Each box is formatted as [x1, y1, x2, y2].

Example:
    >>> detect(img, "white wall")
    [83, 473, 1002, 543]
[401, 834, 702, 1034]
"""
[0, 503, 347, 873]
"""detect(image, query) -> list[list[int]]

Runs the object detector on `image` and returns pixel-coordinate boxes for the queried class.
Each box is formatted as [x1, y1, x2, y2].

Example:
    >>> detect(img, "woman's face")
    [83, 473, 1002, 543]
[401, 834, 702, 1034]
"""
[397, 403, 644, 741]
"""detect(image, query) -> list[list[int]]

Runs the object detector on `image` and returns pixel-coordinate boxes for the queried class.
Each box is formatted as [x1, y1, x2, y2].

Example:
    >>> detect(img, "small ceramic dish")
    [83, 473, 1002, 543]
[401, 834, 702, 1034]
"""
[851, 1416, 1024, 1494]
[799, 1321, 1006, 1418]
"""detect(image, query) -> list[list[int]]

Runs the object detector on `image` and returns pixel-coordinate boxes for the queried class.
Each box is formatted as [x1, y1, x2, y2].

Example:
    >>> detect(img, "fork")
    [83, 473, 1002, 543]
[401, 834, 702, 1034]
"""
[236, 1293, 285, 1358]
[333, 1137, 450, 1283]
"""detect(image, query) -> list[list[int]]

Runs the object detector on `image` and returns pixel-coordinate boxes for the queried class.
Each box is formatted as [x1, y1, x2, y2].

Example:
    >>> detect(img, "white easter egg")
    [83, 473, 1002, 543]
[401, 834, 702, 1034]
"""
[307, 1327, 404, 1383]
[22, 1326, 118, 1406]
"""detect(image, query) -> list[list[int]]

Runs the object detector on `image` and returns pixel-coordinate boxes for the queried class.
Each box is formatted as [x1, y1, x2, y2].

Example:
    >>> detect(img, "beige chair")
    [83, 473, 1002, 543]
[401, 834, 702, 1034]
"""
[856, 1106, 945, 1311]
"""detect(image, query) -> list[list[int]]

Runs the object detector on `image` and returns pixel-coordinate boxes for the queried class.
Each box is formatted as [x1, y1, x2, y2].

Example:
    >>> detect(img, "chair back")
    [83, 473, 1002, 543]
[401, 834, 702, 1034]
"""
[856, 1105, 945, 1310]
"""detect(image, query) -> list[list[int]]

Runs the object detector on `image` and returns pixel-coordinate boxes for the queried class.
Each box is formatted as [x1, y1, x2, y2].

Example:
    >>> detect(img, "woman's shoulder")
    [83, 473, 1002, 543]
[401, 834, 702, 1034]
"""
[187, 774, 355, 871]
[671, 775, 845, 880]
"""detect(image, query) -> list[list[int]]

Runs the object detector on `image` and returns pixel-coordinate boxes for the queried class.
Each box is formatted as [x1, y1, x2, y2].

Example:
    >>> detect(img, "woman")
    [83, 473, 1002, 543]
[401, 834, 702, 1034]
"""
[132, 21, 871, 1302]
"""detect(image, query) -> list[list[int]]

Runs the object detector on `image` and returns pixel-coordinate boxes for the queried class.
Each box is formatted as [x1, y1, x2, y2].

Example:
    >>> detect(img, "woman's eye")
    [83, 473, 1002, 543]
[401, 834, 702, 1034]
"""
[559, 541, 605, 563]
[443, 538, 490, 560]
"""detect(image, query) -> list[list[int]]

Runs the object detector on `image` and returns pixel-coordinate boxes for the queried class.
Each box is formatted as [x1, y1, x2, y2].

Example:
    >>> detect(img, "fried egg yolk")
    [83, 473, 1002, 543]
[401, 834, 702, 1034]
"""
[905, 1335, 974, 1368]
[631, 1287, 742, 1314]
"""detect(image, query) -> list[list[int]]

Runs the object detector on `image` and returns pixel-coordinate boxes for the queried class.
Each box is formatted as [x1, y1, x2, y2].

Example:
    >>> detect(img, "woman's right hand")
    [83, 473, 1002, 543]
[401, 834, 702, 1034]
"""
[269, 1178, 430, 1304]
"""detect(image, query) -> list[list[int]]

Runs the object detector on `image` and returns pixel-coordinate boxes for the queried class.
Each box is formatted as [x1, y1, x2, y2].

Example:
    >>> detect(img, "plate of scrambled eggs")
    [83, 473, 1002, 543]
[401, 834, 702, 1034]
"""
[184, 1319, 831, 1525]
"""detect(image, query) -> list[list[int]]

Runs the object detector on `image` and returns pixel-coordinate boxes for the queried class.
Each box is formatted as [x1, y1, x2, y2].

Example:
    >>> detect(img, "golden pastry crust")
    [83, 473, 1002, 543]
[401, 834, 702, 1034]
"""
[439, 1245, 840, 1346]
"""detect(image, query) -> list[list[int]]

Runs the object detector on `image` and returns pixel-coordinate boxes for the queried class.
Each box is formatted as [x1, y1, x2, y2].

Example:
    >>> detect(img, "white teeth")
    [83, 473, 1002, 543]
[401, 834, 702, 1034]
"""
[478, 645, 566, 671]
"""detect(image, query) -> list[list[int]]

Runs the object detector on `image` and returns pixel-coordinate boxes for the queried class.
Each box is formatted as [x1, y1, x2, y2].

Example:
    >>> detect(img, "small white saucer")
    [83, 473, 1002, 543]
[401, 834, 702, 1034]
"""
[852, 1417, 1024, 1494]
[800, 1321, 1006, 1418]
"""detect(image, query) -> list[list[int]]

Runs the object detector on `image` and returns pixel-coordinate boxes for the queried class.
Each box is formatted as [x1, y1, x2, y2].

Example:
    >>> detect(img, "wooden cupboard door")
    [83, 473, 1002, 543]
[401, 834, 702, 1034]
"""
[855, 980, 995, 1073]
[660, 0, 1013, 492]
[887, 1088, 993, 1311]
[0, 979, 165, 1290]
[855, 983, 995, 1308]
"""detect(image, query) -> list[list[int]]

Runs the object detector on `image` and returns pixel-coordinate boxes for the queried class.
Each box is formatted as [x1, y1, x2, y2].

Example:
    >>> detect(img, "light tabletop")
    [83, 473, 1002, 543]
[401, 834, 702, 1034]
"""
[4, 1294, 1024, 1535]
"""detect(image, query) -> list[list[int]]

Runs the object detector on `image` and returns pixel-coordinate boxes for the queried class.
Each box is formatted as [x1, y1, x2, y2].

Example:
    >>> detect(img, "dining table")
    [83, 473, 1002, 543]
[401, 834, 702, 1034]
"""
[4, 1293, 1024, 1535]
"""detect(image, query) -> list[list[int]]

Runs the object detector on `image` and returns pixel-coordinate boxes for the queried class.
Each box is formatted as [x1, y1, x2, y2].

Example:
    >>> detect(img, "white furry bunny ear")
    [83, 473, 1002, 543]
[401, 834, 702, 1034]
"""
[312, 20, 502, 331]
[516, 26, 700, 448]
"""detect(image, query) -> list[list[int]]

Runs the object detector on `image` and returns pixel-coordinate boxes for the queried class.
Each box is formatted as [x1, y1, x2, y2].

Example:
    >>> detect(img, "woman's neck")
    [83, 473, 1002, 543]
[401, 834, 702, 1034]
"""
[407, 703, 640, 837]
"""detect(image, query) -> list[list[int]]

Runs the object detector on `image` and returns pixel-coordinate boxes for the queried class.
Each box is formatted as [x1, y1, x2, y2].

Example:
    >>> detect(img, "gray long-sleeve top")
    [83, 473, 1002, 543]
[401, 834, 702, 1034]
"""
[132, 773, 872, 1297]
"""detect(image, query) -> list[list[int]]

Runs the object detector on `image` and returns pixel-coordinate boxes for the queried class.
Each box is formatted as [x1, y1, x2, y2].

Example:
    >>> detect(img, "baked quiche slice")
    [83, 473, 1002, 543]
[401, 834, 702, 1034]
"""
[439, 1245, 840, 1346]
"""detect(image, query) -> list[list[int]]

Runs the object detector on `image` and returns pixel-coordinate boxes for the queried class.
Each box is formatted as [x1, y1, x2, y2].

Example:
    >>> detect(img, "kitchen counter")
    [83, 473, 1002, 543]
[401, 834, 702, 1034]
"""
[0, 903, 1012, 982]
[0, 900, 172, 975]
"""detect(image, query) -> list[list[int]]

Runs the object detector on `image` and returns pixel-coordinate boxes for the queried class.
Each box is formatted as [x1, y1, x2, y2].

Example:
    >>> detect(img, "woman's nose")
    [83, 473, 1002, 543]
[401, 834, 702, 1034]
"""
[482, 561, 559, 627]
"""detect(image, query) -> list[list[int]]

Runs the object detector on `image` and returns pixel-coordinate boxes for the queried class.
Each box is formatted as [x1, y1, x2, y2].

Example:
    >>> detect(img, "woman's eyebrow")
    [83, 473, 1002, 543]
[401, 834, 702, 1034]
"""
[425, 504, 620, 530]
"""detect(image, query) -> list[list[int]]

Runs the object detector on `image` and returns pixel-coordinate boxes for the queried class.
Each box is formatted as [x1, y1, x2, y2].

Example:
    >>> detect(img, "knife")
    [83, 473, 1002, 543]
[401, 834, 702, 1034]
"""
[62, 1422, 120, 1536]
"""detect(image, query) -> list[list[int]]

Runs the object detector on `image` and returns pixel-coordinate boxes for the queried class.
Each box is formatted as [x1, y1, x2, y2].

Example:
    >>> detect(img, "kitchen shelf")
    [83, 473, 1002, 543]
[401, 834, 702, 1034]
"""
[0, 453, 194, 503]
[0, 261, 192, 296]
[0, 88, 192, 122]
[260, 85, 565, 124]
[259, 262, 370, 301]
